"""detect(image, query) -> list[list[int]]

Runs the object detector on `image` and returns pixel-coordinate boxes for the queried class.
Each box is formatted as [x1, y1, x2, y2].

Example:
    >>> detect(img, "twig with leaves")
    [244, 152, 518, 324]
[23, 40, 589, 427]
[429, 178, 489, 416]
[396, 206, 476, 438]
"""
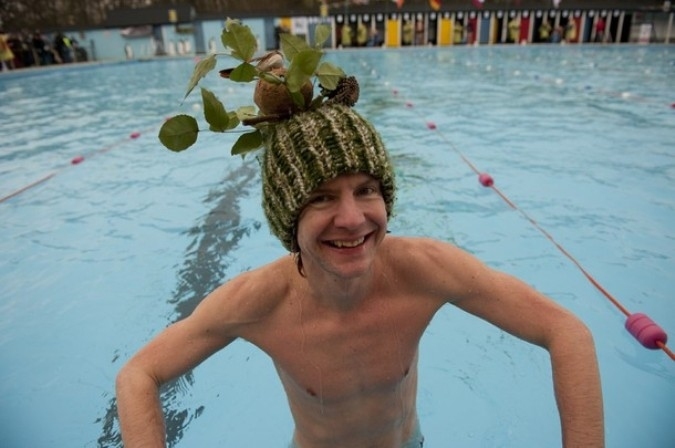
[158, 19, 346, 156]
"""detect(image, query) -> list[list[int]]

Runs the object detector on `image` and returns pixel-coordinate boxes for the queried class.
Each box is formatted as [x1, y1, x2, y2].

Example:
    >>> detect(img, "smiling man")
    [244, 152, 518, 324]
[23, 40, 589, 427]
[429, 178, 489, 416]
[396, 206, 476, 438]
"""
[116, 85, 604, 447]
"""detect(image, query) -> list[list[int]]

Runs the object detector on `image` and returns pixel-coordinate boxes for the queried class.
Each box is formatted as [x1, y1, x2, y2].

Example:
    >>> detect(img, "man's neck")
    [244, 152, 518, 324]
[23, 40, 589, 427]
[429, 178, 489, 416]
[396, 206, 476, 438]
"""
[301, 263, 377, 313]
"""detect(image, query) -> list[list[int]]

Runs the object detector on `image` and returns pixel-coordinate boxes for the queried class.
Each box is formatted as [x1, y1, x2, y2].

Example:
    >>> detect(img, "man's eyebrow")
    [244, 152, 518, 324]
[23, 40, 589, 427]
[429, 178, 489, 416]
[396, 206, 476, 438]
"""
[308, 186, 331, 195]
[359, 178, 380, 188]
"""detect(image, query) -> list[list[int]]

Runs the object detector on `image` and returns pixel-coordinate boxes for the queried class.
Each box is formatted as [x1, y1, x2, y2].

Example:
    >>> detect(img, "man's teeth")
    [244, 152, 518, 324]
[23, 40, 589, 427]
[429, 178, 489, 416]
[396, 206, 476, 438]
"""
[332, 237, 365, 248]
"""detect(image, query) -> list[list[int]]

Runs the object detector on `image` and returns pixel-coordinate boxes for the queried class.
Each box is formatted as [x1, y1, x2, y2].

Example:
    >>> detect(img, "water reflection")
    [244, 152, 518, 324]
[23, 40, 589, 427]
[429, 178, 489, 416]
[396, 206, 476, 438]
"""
[96, 162, 258, 447]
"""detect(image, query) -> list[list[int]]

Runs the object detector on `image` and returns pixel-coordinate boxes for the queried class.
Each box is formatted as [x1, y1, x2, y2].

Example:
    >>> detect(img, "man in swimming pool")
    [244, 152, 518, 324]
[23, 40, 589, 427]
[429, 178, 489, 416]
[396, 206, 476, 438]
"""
[116, 78, 604, 447]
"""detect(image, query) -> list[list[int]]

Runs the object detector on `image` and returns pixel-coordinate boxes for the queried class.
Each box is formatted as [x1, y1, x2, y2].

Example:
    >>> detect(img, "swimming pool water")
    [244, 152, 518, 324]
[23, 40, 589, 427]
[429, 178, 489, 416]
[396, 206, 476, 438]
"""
[0, 45, 674, 447]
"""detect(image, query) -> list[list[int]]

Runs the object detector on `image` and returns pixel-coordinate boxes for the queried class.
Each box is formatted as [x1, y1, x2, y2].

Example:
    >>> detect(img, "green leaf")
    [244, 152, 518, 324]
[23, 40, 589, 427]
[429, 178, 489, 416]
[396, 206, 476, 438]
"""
[231, 130, 263, 156]
[229, 62, 258, 82]
[221, 19, 257, 61]
[201, 88, 230, 132]
[316, 61, 345, 91]
[158, 115, 199, 152]
[286, 49, 322, 92]
[227, 111, 240, 130]
[259, 71, 283, 84]
[184, 54, 217, 101]
[236, 106, 257, 121]
[280, 33, 310, 62]
[314, 24, 331, 48]
[289, 90, 307, 109]
[309, 95, 325, 110]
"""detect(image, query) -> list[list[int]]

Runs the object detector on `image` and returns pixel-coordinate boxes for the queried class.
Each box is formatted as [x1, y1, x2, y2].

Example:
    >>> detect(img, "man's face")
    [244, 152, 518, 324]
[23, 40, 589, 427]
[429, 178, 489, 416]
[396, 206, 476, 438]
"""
[296, 173, 388, 279]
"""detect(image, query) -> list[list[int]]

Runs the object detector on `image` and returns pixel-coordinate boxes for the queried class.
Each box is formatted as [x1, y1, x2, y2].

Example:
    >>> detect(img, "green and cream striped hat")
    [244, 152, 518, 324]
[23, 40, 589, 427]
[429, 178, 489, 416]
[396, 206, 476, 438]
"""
[260, 103, 396, 252]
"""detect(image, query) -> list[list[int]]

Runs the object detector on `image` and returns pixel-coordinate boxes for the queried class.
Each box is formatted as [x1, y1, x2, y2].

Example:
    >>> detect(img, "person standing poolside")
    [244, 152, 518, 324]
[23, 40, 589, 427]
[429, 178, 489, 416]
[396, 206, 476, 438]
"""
[508, 16, 521, 43]
[0, 30, 16, 71]
[116, 72, 604, 447]
[539, 19, 552, 43]
[595, 16, 607, 43]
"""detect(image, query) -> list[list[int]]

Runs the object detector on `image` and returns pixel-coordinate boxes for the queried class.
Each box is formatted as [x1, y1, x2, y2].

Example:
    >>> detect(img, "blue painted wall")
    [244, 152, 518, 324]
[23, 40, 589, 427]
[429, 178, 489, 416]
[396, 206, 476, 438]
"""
[59, 19, 269, 63]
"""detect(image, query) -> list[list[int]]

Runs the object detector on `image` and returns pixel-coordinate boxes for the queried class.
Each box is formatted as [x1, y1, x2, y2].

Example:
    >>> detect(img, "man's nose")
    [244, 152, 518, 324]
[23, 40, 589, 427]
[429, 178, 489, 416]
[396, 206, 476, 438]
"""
[333, 195, 365, 228]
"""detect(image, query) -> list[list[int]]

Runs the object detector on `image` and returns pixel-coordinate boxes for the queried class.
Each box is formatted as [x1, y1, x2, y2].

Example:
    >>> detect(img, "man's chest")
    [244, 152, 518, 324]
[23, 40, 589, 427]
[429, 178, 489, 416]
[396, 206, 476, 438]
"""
[259, 302, 428, 401]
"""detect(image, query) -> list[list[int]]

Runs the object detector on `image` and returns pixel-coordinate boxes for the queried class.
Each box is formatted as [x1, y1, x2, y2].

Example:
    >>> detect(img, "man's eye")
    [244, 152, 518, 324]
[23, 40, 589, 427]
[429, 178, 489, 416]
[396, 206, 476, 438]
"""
[309, 195, 330, 204]
[358, 186, 379, 196]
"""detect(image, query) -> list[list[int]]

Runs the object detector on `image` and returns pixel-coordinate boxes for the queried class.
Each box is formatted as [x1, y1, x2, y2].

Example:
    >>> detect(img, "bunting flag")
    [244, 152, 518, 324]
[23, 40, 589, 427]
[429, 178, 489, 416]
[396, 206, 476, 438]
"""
[471, 0, 485, 9]
[429, 0, 441, 11]
[393, 0, 405, 9]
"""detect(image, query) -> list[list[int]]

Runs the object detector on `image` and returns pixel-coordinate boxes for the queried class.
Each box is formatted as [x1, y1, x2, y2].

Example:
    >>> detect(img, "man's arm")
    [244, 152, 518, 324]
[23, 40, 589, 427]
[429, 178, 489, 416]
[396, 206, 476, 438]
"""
[115, 267, 276, 447]
[405, 238, 605, 447]
[116, 307, 237, 447]
[116, 316, 236, 447]
[547, 315, 604, 448]
[452, 256, 604, 447]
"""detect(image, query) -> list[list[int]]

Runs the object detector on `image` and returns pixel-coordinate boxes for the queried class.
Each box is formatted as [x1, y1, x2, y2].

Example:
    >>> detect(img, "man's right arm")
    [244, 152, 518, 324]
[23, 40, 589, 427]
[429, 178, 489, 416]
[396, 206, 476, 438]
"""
[115, 268, 268, 447]
[115, 359, 167, 447]
[115, 261, 287, 446]
[116, 312, 237, 447]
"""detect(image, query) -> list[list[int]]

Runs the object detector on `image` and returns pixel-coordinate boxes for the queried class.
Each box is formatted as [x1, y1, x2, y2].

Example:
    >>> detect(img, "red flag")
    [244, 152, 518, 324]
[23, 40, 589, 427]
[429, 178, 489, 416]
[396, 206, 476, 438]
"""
[394, 0, 405, 9]
[429, 0, 441, 10]
[471, 0, 484, 9]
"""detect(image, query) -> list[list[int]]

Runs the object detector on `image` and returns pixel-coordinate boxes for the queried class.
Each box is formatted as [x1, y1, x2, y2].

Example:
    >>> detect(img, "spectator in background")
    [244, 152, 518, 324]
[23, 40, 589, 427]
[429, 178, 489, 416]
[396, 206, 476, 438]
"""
[6, 33, 27, 68]
[539, 19, 552, 42]
[402, 20, 413, 46]
[565, 19, 577, 43]
[32, 30, 49, 65]
[594, 16, 606, 43]
[367, 28, 383, 47]
[340, 24, 352, 48]
[508, 16, 521, 43]
[273, 22, 290, 50]
[356, 21, 368, 47]
[0, 30, 16, 71]
[453, 20, 464, 44]
[54, 32, 73, 63]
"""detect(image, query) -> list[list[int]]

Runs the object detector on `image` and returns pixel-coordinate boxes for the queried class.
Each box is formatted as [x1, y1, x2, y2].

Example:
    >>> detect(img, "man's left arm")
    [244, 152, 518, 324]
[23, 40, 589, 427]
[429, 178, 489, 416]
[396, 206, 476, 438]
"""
[437, 245, 605, 447]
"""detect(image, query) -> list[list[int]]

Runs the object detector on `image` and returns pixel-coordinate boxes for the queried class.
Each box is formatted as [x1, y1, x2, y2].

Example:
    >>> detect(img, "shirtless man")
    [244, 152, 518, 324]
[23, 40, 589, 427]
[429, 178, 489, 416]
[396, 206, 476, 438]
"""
[116, 92, 604, 448]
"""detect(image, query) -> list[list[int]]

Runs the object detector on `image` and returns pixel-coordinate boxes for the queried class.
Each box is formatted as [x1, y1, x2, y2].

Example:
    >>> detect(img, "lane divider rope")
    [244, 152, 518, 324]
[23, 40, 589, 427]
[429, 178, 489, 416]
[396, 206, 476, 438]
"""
[0, 126, 155, 204]
[391, 85, 673, 361]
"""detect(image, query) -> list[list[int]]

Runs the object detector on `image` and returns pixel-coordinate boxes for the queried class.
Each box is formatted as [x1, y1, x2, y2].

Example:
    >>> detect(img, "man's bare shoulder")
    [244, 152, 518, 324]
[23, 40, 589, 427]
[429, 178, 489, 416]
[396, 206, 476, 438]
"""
[378, 235, 486, 301]
[380, 235, 465, 265]
[194, 255, 297, 330]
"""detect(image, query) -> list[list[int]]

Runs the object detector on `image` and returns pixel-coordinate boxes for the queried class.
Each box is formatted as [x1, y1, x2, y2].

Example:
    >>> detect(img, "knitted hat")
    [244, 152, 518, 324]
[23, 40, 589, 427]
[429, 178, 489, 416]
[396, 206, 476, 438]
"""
[260, 103, 396, 252]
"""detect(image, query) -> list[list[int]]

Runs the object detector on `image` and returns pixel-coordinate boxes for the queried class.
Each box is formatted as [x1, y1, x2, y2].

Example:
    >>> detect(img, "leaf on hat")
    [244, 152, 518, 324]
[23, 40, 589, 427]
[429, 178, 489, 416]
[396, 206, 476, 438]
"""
[228, 62, 258, 83]
[314, 24, 331, 48]
[280, 33, 310, 62]
[259, 70, 284, 85]
[160, 19, 352, 155]
[221, 19, 257, 62]
[231, 130, 263, 156]
[158, 115, 199, 152]
[316, 62, 345, 91]
[183, 53, 217, 102]
[235, 105, 257, 122]
[286, 49, 321, 92]
[289, 90, 307, 109]
[201, 88, 231, 132]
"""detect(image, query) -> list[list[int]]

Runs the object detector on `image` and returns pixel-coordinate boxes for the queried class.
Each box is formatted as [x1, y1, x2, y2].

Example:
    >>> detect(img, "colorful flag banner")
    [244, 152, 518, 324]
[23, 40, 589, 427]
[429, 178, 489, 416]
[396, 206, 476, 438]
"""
[429, 0, 441, 11]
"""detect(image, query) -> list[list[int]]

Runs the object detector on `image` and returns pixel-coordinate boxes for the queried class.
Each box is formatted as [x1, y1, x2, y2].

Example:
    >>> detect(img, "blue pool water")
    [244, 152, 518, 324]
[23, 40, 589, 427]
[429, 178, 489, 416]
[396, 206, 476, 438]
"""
[1, 45, 674, 447]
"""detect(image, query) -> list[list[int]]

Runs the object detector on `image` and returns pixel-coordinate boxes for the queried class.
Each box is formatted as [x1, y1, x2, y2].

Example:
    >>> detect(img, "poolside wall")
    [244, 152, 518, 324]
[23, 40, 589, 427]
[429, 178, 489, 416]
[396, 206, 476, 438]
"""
[51, 8, 673, 64]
